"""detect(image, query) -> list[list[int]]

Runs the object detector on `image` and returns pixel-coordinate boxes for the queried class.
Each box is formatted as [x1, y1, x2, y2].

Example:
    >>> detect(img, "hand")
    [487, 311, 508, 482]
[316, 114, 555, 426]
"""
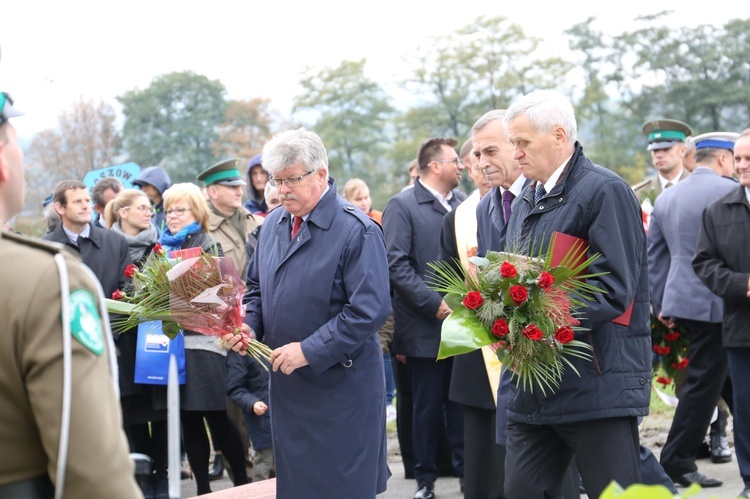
[747, 276, 750, 299]
[436, 300, 452, 320]
[253, 401, 268, 416]
[395, 354, 407, 365]
[219, 324, 255, 355]
[270, 342, 309, 375]
[658, 312, 676, 329]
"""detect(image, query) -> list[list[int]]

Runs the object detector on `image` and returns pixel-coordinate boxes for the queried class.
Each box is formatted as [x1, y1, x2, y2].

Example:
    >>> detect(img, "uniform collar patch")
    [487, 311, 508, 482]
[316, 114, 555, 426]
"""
[69, 289, 104, 355]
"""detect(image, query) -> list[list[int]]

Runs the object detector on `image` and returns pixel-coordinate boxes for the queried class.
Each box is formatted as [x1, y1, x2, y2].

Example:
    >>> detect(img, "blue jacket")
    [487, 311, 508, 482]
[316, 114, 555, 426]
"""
[503, 143, 651, 424]
[648, 167, 737, 322]
[382, 178, 466, 357]
[244, 178, 391, 498]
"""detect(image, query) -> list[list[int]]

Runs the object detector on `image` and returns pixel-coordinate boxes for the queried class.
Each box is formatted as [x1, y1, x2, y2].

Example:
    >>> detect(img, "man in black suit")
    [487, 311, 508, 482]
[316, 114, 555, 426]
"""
[383, 137, 466, 499]
[442, 111, 520, 499]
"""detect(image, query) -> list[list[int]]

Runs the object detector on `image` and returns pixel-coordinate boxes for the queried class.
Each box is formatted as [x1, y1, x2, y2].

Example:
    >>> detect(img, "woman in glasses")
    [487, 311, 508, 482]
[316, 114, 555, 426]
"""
[105, 188, 169, 497]
[158, 183, 250, 496]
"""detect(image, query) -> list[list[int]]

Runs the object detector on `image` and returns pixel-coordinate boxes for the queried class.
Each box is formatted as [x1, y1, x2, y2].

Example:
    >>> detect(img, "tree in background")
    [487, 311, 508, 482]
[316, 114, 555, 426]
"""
[24, 98, 120, 210]
[294, 59, 394, 182]
[213, 97, 278, 162]
[118, 71, 227, 182]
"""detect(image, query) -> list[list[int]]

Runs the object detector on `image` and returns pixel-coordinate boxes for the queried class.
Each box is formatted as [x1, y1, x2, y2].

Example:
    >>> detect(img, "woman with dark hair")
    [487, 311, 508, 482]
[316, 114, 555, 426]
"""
[159, 183, 249, 496]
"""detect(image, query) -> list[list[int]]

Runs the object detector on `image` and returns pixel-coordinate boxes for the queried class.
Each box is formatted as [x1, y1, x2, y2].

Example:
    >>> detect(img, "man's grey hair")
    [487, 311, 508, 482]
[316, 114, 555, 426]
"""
[504, 90, 577, 143]
[261, 128, 329, 177]
[471, 109, 506, 136]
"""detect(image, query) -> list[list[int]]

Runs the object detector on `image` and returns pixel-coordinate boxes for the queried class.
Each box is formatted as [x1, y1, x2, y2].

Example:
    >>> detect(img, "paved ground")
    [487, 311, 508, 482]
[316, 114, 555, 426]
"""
[181, 413, 747, 498]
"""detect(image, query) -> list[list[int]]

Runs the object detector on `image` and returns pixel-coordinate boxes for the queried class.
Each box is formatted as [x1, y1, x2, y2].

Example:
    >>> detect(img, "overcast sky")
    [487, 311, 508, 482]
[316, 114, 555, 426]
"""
[1, 1, 729, 141]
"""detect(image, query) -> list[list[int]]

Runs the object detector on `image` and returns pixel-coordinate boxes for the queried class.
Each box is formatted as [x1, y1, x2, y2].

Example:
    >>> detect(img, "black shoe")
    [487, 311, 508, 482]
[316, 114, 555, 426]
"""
[671, 470, 722, 488]
[696, 439, 711, 459]
[414, 480, 435, 499]
[153, 474, 169, 499]
[459, 477, 464, 493]
[208, 455, 225, 481]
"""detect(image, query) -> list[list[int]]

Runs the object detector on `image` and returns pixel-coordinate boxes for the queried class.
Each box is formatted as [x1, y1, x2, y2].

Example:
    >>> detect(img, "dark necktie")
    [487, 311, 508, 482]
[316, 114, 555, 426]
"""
[535, 184, 546, 205]
[664, 182, 673, 189]
[291, 216, 303, 239]
[502, 190, 515, 223]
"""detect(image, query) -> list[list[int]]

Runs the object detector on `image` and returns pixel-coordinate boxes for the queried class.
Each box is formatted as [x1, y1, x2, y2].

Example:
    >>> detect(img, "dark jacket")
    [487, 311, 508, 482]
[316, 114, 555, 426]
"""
[476, 186, 506, 257]
[42, 222, 131, 297]
[226, 351, 272, 450]
[503, 143, 651, 424]
[693, 186, 750, 347]
[382, 178, 466, 357]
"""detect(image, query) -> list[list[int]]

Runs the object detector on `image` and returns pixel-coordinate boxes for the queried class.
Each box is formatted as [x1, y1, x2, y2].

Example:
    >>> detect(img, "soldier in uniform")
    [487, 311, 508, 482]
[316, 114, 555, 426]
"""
[633, 119, 693, 201]
[0, 94, 143, 497]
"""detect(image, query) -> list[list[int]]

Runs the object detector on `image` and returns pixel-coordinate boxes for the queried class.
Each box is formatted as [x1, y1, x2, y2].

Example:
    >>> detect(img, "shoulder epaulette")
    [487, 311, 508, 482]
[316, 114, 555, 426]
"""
[1, 230, 68, 254]
[342, 204, 371, 226]
[631, 178, 652, 191]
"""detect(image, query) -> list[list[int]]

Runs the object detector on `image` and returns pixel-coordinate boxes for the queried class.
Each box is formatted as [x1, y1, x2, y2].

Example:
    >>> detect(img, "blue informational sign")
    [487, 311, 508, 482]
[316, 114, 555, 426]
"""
[82, 162, 141, 192]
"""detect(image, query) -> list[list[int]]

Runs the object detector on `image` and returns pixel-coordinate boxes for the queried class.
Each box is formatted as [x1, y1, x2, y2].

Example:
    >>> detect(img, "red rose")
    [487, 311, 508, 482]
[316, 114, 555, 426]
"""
[663, 332, 680, 342]
[656, 376, 672, 386]
[124, 263, 138, 278]
[152, 243, 165, 255]
[554, 326, 574, 344]
[500, 261, 518, 278]
[652, 345, 671, 355]
[492, 319, 509, 337]
[508, 285, 528, 306]
[462, 291, 484, 310]
[537, 271, 555, 289]
[522, 324, 543, 341]
[672, 358, 689, 370]
[112, 289, 125, 300]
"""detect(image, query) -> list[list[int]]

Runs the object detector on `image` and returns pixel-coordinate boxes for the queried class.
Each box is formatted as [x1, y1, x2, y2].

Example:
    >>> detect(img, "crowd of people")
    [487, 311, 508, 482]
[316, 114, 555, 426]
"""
[2, 84, 750, 499]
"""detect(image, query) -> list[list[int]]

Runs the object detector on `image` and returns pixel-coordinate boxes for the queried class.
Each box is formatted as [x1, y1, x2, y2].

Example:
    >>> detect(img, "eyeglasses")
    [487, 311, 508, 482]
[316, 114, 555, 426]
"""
[268, 171, 314, 188]
[165, 207, 191, 217]
[124, 205, 155, 214]
[0, 93, 14, 126]
[435, 157, 462, 166]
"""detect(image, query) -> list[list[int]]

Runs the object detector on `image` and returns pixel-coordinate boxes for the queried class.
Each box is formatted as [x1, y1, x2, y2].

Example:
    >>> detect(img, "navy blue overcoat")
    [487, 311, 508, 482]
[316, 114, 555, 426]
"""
[244, 178, 392, 498]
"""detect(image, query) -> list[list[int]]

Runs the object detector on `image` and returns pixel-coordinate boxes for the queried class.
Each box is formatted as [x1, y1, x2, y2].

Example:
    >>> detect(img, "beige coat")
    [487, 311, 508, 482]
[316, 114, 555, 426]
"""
[0, 231, 142, 498]
[207, 205, 259, 279]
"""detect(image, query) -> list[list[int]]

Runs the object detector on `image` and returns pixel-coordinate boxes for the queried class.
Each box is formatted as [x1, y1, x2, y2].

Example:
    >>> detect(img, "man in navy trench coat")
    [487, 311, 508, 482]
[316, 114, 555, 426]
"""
[243, 128, 392, 498]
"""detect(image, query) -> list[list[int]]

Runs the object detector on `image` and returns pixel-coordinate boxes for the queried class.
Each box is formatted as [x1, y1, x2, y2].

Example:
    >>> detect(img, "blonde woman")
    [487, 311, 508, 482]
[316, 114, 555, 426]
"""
[158, 183, 249, 495]
[342, 178, 382, 225]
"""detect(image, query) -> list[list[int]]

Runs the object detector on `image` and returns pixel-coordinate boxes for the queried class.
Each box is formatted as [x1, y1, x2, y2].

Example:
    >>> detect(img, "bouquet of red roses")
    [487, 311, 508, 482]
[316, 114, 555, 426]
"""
[428, 233, 607, 395]
[106, 244, 272, 368]
[651, 319, 689, 388]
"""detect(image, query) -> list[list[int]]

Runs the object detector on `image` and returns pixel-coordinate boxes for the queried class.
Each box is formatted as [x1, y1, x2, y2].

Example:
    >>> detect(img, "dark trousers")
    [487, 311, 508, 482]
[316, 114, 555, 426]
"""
[505, 417, 640, 499]
[464, 405, 506, 499]
[728, 348, 750, 486]
[660, 319, 730, 477]
[394, 354, 456, 479]
[406, 356, 464, 483]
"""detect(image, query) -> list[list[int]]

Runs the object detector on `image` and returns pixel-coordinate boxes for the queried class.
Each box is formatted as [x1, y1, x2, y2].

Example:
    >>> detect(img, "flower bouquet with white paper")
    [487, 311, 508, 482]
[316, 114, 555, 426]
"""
[106, 244, 272, 368]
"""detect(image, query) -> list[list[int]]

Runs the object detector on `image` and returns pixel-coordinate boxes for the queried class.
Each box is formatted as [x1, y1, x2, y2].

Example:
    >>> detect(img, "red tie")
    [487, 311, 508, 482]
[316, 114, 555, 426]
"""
[291, 216, 303, 239]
